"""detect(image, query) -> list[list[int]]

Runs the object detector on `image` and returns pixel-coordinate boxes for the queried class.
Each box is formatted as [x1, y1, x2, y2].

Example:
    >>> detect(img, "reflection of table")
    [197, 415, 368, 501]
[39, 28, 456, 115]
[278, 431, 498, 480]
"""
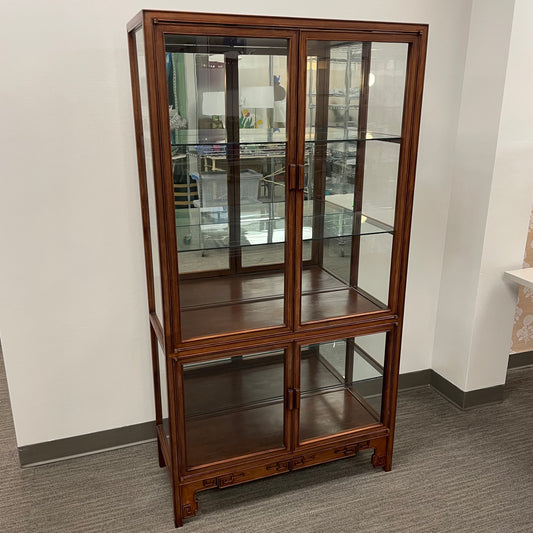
[201, 152, 288, 202]
[202, 152, 286, 173]
[325, 193, 354, 211]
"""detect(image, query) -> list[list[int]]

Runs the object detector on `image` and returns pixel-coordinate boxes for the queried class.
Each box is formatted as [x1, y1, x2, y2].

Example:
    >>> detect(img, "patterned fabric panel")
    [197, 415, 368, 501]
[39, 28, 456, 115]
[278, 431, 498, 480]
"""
[511, 208, 533, 353]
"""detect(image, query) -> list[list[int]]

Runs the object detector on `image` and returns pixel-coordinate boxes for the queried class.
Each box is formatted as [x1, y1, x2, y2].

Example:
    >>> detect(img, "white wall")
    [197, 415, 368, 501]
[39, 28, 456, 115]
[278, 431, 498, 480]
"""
[465, 0, 533, 390]
[432, 0, 533, 391]
[432, 0, 515, 389]
[0, 0, 471, 446]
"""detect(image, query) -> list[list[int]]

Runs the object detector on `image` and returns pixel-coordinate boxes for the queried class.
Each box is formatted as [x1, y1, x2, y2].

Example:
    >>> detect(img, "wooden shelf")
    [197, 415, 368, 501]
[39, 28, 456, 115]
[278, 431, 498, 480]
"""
[299, 388, 378, 442]
[185, 402, 284, 467]
[179, 267, 383, 339]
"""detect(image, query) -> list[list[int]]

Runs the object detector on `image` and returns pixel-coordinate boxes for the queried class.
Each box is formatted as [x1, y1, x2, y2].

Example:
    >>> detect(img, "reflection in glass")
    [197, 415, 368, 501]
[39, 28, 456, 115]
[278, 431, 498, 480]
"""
[158, 344, 169, 438]
[299, 333, 385, 442]
[164, 34, 289, 339]
[183, 349, 286, 467]
[135, 28, 164, 320]
[301, 40, 408, 324]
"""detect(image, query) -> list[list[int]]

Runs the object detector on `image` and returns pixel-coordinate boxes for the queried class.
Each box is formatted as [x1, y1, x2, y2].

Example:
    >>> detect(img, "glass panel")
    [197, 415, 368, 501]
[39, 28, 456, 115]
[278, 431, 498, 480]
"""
[135, 28, 164, 320]
[367, 42, 408, 136]
[165, 34, 289, 340]
[301, 40, 408, 324]
[299, 333, 385, 442]
[183, 349, 286, 467]
[157, 343, 169, 438]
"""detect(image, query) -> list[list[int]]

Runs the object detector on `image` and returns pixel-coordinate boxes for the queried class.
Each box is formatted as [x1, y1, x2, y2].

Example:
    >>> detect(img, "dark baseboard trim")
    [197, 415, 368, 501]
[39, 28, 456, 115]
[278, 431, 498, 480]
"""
[19, 365, 518, 466]
[19, 421, 156, 467]
[428, 371, 504, 410]
[508, 350, 533, 369]
[398, 369, 432, 390]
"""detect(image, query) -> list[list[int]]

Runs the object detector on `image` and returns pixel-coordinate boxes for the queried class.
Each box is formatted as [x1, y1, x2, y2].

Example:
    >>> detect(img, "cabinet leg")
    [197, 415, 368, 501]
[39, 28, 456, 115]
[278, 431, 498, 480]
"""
[172, 486, 184, 528]
[371, 451, 387, 469]
[371, 439, 389, 470]
[179, 485, 199, 526]
[157, 440, 165, 468]
[171, 484, 199, 527]
[383, 437, 394, 472]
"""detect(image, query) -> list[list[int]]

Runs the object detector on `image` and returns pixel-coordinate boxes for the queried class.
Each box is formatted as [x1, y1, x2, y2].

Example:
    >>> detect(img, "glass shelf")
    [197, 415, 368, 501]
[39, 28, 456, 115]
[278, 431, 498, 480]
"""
[171, 128, 401, 145]
[172, 129, 288, 147]
[305, 130, 402, 143]
[176, 211, 392, 254]
[310, 89, 360, 98]
[308, 104, 360, 110]
[169, 128, 401, 147]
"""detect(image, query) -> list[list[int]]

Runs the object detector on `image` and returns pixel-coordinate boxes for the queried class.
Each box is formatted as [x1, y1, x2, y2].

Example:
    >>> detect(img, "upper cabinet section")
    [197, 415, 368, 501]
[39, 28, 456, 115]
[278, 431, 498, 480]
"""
[128, 11, 427, 346]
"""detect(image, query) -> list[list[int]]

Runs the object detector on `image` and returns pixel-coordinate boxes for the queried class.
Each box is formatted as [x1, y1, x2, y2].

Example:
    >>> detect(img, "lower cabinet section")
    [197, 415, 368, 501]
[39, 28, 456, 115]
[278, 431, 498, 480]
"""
[157, 331, 393, 526]
[178, 333, 388, 469]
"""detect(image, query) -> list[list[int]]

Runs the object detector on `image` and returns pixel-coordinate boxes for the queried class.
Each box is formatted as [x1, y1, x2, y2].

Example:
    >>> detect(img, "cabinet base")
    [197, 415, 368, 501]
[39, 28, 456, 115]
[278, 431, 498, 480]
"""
[163, 433, 390, 527]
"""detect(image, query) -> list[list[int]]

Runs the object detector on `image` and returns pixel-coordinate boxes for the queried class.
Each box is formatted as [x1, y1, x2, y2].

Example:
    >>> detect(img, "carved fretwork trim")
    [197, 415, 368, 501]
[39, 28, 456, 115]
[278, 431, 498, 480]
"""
[267, 455, 315, 472]
[218, 473, 245, 487]
[334, 440, 371, 457]
[201, 472, 245, 489]
[182, 504, 195, 518]
[266, 460, 291, 472]
[291, 454, 315, 469]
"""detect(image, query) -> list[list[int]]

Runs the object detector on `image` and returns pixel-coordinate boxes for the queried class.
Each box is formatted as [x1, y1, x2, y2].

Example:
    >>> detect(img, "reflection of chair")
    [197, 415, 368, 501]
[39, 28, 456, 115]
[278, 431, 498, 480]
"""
[190, 170, 263, 255]
[174, 181, 198, 209]
[192, 169, 263, 208]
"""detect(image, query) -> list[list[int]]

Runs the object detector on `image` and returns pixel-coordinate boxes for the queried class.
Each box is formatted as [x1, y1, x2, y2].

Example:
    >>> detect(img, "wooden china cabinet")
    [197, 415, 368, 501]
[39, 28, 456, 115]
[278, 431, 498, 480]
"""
[127, 10, 427, 527]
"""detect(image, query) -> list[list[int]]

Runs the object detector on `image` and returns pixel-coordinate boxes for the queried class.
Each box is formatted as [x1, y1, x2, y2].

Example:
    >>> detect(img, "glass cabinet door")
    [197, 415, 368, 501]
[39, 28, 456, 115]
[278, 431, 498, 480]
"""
[164, 32, 293, 341]
[182, 348, 287, 468]
[300, 39, 408, 324]
[298, 332, 386, 443]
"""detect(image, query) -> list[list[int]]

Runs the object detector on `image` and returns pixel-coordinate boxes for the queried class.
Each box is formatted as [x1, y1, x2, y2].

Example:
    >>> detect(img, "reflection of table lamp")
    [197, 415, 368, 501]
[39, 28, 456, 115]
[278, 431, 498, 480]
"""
[240, 86, 274, 108]
[240, 86, 274, 128]
[202, 91, 226, 128]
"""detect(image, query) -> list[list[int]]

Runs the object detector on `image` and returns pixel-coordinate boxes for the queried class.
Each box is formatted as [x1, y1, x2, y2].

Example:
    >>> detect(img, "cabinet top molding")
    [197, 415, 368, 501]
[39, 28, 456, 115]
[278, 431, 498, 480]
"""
[127, 10, 428, 36]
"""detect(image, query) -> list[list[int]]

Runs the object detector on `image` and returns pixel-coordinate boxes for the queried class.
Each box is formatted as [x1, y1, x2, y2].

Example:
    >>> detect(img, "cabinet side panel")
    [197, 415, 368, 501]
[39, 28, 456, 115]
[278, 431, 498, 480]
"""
[131, 27, 165, 326]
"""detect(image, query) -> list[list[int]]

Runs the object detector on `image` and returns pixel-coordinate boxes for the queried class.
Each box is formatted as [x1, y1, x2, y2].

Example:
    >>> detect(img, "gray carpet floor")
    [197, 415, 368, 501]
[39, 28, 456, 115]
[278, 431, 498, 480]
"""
[1, 349, 532, 532]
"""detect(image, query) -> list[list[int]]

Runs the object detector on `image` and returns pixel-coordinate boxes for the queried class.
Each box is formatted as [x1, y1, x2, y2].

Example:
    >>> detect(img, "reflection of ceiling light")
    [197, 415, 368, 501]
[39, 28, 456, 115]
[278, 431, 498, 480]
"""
[369, 73, 376, 87]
